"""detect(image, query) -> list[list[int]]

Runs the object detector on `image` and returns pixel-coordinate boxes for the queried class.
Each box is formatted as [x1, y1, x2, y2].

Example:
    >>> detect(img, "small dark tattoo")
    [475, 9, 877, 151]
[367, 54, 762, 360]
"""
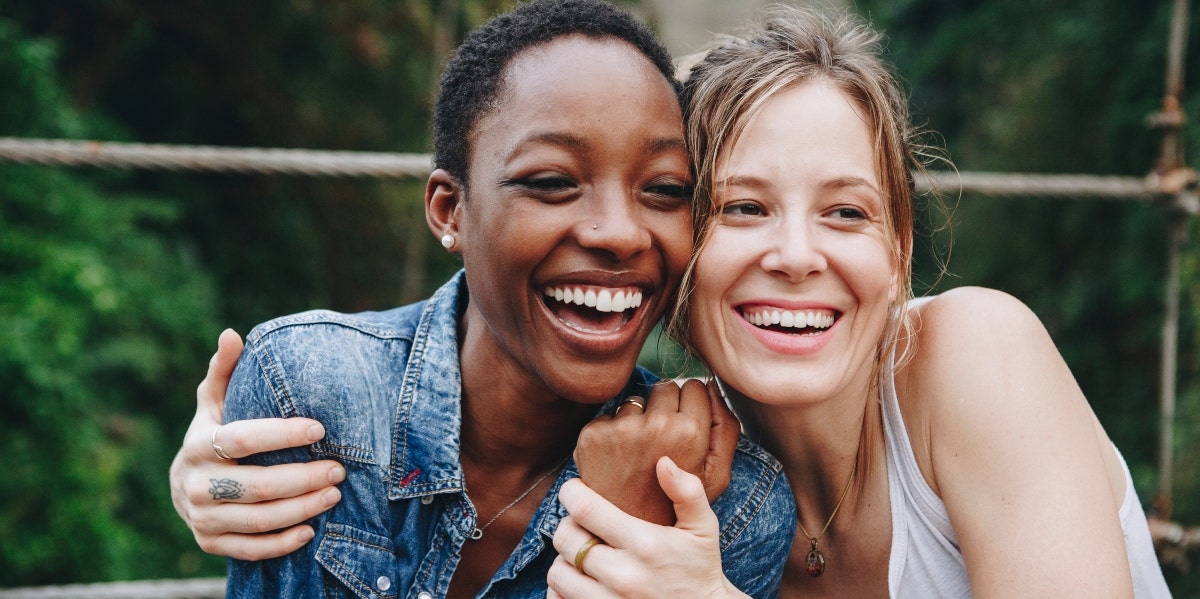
[209, 478, 245, 500]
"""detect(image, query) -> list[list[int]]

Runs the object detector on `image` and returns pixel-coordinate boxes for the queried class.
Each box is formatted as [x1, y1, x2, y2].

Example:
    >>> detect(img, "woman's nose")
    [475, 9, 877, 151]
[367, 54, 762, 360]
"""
[576, 188, 652, 261]
[760, 217, 826, 281]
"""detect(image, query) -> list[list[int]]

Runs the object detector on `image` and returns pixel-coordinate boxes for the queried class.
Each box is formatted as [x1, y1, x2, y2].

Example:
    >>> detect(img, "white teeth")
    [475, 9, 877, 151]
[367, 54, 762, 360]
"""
[743, 307, 835, 331]
[543, 286, 644, 313]
[613, 291, 626, 312]
[596, 289, 612, 312]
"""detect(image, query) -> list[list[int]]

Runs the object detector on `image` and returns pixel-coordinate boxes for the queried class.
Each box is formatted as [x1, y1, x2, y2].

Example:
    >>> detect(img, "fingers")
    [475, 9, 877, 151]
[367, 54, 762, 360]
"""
[547, 554, 619, 599]
[676, 378, 713, 426]
[191, 484, 343, 535]
[551, 514, 634, 592]
[655, 456, 720, 536]
[644, 380, 680, 414]
[202, 417, 327, 462]
[197, 329, 244, 423]
[612, 396, 647, 419]
[703, 380, 738, 500]
[557, 478, 647, 548]
[186, 460, 346, 506]
[552, 516, 613, 576]
[201, 524, 316, 561]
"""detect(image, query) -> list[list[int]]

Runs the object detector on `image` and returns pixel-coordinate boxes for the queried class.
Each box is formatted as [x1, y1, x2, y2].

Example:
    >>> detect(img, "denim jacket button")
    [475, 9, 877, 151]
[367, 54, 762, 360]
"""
[418, 592, 433, 599]
[420, 495, 435, 505]
[375, 576, 391, 591]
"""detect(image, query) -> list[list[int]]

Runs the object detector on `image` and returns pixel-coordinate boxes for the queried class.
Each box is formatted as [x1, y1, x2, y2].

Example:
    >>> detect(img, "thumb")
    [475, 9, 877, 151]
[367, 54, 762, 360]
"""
[656, 456, 720, 537]
[197, 328, 244, 422]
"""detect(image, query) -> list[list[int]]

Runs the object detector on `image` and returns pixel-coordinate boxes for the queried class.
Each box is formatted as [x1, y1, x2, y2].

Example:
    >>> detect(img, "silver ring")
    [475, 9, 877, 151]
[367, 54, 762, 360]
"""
[211, 425, 234, 460]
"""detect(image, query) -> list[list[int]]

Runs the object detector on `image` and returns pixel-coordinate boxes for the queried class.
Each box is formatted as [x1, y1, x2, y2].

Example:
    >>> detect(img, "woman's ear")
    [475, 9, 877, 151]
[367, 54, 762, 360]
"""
[426, 169, 464, 252]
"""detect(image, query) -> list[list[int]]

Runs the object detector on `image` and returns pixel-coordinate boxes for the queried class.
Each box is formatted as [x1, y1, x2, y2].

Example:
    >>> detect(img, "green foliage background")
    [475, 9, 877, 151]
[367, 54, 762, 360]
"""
[1, 0, 1198, 592]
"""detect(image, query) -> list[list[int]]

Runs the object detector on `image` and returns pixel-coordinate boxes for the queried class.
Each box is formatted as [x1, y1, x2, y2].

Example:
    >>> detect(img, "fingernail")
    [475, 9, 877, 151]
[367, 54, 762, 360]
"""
[664, 457, 684, 480]
[328, 465, 346, 484]
[307, 424, 324, 442]
[322, 487, 342, 507]
[298, 527, 315, 543]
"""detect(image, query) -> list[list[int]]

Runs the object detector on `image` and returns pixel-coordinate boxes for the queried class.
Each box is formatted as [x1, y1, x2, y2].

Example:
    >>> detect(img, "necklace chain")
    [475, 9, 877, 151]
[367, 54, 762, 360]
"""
[469, 457, 568, 541]
[797, 452, 859, 577]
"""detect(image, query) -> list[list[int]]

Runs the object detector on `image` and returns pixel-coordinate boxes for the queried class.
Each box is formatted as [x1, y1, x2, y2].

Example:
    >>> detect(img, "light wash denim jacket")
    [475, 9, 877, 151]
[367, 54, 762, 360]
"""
[224, 271, 796, 598]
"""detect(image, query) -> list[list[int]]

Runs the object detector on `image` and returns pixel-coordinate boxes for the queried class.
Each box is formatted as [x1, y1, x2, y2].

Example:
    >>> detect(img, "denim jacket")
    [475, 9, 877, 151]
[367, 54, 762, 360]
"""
[224, 271, 796, 598]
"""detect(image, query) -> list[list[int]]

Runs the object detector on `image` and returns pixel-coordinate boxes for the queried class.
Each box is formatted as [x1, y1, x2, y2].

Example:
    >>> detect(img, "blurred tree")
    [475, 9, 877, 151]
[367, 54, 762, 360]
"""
[0, 20, 220, 584]
[0, 0, 512, 333]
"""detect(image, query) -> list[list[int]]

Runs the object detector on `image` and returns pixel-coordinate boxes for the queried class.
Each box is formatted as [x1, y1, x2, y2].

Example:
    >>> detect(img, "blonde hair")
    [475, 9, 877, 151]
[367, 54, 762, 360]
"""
[666, 6, 938, 374]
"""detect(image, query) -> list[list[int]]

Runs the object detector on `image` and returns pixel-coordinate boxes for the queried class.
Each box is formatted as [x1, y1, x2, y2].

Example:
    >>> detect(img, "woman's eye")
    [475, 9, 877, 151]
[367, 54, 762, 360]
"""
[519, 176, 574, 192]
[721, 202, 764, 217]
[645, 183, 691, 200]
[832, 206, 867, 220]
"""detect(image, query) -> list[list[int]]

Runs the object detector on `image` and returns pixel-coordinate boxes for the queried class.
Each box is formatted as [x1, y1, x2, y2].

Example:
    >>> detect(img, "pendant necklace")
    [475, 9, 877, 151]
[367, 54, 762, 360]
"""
[799, 453, 858, 577]
[469, 457, 568, 541]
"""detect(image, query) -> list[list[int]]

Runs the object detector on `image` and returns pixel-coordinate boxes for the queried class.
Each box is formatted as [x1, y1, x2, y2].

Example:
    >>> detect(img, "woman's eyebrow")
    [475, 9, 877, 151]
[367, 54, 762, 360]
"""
[821, 175, 881, 195]
[647, 136, 687, 154]
[512, 131, 587, 154]
[713, 174, 770, 190]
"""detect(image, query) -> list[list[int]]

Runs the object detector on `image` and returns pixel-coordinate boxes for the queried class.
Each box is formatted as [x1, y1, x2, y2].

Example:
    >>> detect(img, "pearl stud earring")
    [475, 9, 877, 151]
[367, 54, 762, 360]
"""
[441, 234, 455, 249]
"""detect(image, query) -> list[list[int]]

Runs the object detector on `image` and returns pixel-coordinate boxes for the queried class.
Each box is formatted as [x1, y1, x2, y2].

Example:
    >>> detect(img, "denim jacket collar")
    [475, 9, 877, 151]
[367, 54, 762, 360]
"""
[389, 270, 469, 501]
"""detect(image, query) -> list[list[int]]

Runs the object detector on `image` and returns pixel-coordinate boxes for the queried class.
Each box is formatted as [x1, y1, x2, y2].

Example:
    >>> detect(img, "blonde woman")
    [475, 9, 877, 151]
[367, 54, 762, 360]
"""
[548, 7, 1170, 598]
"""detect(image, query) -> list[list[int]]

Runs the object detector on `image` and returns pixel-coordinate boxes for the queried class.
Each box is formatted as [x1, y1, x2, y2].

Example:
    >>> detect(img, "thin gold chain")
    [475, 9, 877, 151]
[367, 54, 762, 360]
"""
[470, 457, 568, 540]
[798, 455, 858, 544]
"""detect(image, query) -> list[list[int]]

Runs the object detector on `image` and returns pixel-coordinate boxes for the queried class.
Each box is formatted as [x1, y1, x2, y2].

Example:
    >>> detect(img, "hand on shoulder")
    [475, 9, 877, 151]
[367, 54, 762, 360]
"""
[169, 329, 346, 560]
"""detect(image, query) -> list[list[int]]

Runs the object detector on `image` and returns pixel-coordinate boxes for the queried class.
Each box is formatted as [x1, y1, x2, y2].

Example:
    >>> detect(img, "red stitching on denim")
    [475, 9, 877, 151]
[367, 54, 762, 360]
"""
[400, 467, 422, 487]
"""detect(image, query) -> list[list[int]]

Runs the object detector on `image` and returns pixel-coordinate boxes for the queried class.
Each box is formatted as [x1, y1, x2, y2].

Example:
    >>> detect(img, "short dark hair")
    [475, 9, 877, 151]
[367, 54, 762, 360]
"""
[432, 0, 678, 184]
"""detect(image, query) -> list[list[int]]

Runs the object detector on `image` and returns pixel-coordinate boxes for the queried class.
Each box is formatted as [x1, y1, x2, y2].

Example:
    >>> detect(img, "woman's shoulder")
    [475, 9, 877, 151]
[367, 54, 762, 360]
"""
[897, 286, 1090, 479]
[904, 286, 1053, 377]
[245, 303, 428, 347]
[896, 288, 1066, 453]
[911, 286, 1041, 335]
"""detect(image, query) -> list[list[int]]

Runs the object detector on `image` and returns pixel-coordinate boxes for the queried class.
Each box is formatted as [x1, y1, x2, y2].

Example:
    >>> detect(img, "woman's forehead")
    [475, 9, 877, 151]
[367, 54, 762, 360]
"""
[466, 35, 685, 166]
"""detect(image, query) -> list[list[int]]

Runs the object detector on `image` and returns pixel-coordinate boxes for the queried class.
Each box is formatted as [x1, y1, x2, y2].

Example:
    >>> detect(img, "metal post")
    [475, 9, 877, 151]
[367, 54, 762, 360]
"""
[1158, 217, 1185, 514]
[1154, 0, 1191, 517]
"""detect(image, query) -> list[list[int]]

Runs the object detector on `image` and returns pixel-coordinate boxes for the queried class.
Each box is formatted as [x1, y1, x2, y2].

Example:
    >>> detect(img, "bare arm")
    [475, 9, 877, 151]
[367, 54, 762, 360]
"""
[168, 329, 345, 560]
[908, 288, 1132, 597]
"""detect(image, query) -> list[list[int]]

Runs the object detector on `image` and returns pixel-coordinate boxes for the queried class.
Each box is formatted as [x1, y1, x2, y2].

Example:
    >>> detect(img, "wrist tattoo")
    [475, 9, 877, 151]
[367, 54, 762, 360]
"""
[209, 478, 245, 500]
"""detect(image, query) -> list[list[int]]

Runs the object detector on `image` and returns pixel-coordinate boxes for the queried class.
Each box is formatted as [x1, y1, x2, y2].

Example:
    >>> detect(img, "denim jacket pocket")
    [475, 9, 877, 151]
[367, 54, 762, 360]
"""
[317, 522, 400, 599]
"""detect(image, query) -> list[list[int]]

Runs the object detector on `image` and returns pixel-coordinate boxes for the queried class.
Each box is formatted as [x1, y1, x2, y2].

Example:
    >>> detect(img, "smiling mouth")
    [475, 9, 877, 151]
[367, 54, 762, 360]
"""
[543, 285, 645, 333]
[739, 306, 837, 335]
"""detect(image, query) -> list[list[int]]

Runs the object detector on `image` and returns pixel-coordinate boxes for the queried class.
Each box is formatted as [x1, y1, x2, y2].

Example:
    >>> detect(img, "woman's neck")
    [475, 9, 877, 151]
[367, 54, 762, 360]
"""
[737, 378, 877, 496]
[456, 303, 596, 470]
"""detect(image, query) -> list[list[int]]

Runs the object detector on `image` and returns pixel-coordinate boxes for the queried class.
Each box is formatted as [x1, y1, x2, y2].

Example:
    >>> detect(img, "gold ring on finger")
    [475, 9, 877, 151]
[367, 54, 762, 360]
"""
[573, 536, 604, 574]
[613, 398, 646, 417]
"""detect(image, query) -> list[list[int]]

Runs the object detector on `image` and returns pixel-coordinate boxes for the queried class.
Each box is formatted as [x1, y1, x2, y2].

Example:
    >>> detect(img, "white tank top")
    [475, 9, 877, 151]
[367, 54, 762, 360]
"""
[879, 302, 1172, 597]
